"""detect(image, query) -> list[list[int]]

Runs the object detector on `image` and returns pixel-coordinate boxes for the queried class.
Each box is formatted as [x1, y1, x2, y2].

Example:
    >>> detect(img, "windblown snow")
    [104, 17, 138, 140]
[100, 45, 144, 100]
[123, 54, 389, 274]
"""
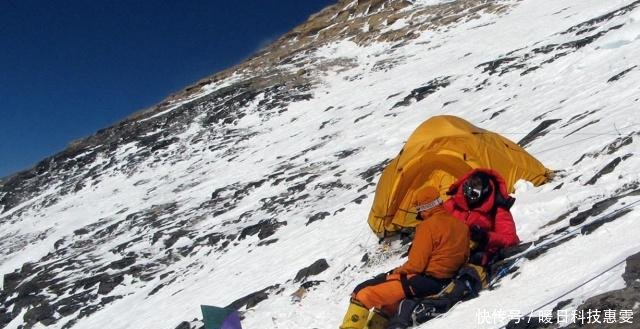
[1, 0, 640, 329]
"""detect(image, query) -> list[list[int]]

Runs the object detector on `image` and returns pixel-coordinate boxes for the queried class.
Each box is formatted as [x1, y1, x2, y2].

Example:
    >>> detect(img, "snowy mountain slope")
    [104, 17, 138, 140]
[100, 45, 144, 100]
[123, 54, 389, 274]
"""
[1, 0, 640, 328]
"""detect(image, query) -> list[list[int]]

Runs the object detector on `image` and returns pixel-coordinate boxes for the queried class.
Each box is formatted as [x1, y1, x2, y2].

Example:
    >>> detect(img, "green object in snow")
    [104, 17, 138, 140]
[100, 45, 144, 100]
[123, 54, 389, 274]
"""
[201, 305, 242, 329]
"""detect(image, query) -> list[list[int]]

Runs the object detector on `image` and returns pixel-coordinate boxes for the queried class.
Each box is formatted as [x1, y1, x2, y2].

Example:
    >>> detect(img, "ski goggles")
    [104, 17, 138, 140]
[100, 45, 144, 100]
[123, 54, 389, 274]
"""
[463, 184, 484, 201]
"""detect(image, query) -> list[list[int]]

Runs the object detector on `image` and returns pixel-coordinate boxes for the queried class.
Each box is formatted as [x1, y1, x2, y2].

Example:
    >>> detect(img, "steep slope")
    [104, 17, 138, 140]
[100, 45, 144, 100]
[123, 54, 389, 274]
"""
[1, 0, 640, 328]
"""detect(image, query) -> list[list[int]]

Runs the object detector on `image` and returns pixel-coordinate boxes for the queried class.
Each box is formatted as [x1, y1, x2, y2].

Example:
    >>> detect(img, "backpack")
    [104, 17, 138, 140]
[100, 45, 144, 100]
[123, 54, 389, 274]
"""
[387, 264, 488, 329]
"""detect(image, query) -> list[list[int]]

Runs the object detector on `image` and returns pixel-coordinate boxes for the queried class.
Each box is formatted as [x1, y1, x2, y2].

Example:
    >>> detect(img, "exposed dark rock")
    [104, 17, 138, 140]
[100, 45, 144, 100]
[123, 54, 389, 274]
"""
[147, 278, 174, 297]
[23, 302, 55, 326]
[257, 238, 278, 246]
[17, 281, 40, 297]
[210, 187, 228, 200]
[563, 251, 640, 328]
[61, 319, 78, 329]
[97, 274, 124, 295]
[518, 119, 561, 148]
[560, 110, 598, 128]
[164, 230, 190, 248]
[109, 256, 136, 270]
[569, 197, 619, 226]
[354, 112, 373, 123]
[196, 233, 224, 246]
[490, 109, 506, 119]
[0, 308, 11, 327]
[175, 321, 191, 329]
[287, 182, 307, 194]
[476, 57, 518, 75]
[289, 142, 330, 161]
[58, 304, 80, 316]
[55, 292, 93, 316]
[306, 212, 330, 225]
[473, 78, 491, 91]
[150, 137, 180, 152]
[494, 242, 534, 261]
[564, 120, 600, 138]
[234, 179, 268, 199]
[584, 157, 622, 185]
[608, 65, 637, 82]
[259, 192, 310, 215]
[126, 263, 157, 281]
[520, 66, 540, 76]
[319, 120, 333, 129]
[553, 299, 573, 312]
[110, 237, 144, 254]
[392, 76, 451, 107]
[294, 259, 329, 282]
[573, 154, 587, 166]
[100, 295, 123, 305]
[73, 228, 90, 235]
[522, 234, 579, 261]
[3, 272, 23, 293]
[357, 182, 375, 192]
[533, 108, 558, 121]
[239, 219, 287, 240]
[225, 284, 281, 310]
[580, 209, 633, 235]
[542, 207, 578, 228]
[334, 148, 362, 159]
[78, 304, 100, 319]
[540, 51, 570, 65]
[615, 181, 640, 195]
[315, 179, 351, 191]
[359, 159, 392, 183]
[352, 194, 368, 204]
[477, 13, 628, 79]
[301, 280, 325, 289]
[561, 1, 640, 35]
[605, 135, 634, 155]
[10, 294, 46, 317]
[54, 238, 66, 250]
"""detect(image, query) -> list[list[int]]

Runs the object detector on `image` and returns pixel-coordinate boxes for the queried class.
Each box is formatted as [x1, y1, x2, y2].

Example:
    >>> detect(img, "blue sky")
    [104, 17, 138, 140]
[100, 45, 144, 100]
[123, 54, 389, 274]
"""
[0, 0, 335, 178]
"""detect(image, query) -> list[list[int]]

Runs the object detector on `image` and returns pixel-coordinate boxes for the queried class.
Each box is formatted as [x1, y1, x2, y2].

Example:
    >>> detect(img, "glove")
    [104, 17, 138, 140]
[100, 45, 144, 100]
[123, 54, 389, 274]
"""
[469, 251, 489, 266]
[470, 225, 489, 251]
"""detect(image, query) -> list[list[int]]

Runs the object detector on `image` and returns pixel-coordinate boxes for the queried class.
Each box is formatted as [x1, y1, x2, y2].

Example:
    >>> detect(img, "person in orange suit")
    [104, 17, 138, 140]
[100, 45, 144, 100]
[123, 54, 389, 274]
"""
[338, 186, 469, 329]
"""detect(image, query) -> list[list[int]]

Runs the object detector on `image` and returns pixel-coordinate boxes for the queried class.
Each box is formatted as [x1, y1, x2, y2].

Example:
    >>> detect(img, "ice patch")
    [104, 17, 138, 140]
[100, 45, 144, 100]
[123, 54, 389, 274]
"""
[599, 15, 640, 49]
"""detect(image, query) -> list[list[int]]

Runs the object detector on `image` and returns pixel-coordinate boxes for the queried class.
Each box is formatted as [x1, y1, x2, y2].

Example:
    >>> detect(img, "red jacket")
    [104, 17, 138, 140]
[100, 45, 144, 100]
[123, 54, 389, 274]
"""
[443, 169, 519, 254]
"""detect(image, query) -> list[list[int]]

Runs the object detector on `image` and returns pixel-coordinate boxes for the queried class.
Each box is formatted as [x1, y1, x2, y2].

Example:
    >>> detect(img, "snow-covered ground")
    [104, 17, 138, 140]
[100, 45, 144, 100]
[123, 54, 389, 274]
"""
[1, 0, 640, 328]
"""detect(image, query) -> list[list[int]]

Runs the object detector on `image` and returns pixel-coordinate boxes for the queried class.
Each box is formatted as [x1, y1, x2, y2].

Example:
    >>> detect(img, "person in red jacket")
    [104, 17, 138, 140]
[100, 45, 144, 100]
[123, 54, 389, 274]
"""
[444, 168, 519, 265]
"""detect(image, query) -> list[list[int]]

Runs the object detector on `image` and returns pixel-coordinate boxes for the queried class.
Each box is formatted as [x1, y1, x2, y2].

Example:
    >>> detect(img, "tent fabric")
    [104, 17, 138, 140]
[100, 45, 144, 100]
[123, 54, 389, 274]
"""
[367, 115, 550, 236]
[201, 305, 242, 329]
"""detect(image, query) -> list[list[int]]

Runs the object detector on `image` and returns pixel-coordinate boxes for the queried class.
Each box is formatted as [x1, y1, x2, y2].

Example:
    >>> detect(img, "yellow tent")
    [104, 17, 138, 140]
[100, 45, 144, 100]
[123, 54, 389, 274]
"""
[368, 115, 550, 236]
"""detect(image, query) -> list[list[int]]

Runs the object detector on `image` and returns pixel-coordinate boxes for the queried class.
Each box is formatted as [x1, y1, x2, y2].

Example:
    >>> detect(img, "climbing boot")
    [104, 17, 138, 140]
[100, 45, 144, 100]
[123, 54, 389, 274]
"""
[339, 299, 369, 329]
[365, 308, 389, 329]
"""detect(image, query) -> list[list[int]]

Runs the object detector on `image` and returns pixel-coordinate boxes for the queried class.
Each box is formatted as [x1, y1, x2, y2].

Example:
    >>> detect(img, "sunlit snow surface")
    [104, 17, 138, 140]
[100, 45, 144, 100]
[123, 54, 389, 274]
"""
[2, 0, 640, 328]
